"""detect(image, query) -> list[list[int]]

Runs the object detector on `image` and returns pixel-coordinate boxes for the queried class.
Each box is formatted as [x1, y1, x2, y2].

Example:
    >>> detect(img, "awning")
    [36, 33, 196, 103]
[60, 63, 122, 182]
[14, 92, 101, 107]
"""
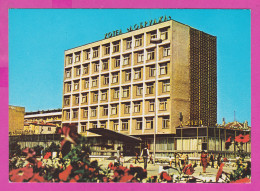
[87, 128, 142, 144]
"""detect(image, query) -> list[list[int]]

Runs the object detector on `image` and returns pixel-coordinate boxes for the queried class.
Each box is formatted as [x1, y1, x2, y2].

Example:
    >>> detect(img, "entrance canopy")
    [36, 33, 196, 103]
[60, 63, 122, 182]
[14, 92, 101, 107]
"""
[87, 128, 142, 144]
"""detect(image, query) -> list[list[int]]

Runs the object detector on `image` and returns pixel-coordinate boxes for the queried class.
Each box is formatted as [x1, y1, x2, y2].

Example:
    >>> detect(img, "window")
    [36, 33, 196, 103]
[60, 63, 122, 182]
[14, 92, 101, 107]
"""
[111, 105, 117, 115]
[74, 82, 79, 90]
[135, 37, 142, 47]
[113, 122, 119, 131]
[149, 101, 155, 111]
[113, 42, 120, 52]
[66, 111, 70, 120]
[75, 96, 79, 104]
[104, 76, 109, 85]
[83, 109, 88, 118]
[126, 40, 132, 49]
[123, 56, 129, 65]
[92, 123, 98, 128]
[94, 63, 99, 72]
[133, 102, 141, 113]
[160, 63, 168, 75]
[103, 107, 108, 116]
[137, 53, 144, 62]
[100, 122, 106, 129]
[162, 80, 170, 92]
[68, 56, 73, 64]
[83, 65, 88, 74]
[163, 47, 170, 57]
[122, 87, 129, 98]
[105, 45, 110, 55]
[146, 118, 153, 129]
[82, 95, 87, 103]
[85, 50, 90, 60]
[162, 117, 170, 129]
[93, 49, 99, 58]
[125, 71, 131, 81]
[134, 68, 141, 79]
[64, 97, 70, 106]
[81, 125, 87, 132]
[48, 127, 52, 131]
[93, 92, 98, 102]
[159, 99, 167, 111]
[102, 61, 108, 70]
[91, 108, 97, 117]
[114, 58, 120, 68]
[122, 121, 128, 131]
[124, 104, 130, 114]
[146, 84, 154, 94]
[73, 110, 78, 118]
[136, 86, 143, 96]
[136, 119, 142, 130]
[151, 33, 157, 39]
[147, 50, 155, 60]
[112, 73, 118, 83]
[85, 80, 89, 88]
[160, 30, 168, 40]
[92, 78, 97, 87]
[66, 70, 71, 78]
[76, 68, 81, 76]
[75, 53, 80, 62]
[101, 91, 107, 100]
[67, 84, 71, 92]
[149, 66, 156, 77]
[114, 89, 119, 99]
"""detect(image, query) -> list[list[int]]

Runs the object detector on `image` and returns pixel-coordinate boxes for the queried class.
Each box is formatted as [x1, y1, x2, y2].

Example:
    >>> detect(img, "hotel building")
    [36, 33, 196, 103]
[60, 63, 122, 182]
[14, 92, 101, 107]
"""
[62, 18, 217, 156]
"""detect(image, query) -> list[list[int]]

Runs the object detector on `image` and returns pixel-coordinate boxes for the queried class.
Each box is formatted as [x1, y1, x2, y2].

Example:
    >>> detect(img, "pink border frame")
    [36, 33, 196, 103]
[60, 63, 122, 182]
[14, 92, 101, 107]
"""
[1, 0, 258, 190]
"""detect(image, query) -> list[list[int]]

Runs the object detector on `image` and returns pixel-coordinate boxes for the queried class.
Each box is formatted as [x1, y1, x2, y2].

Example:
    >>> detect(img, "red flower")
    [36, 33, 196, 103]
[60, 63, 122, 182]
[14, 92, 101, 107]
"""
[216, 163, 225, 182]
[108, 162, 115, 170]
[183, 164, 195, 175]
[74, 175, 80, 181]
[235, 134, 250, 143]
[84, 164, 89, 170]
[59, 165, 73, 182]
[69, 178, 77, 182]
[119, 174, 134, 182]
[103, 177, 108, 182]
[29, 173, 47, 182]
[230, 177, 251, 183]
[160, 171, 172, 182]
[226, 136, 232, 143]
[9, 166, 34, 182]
[88, 168, 95, 173]
[43, 152, 52, 159]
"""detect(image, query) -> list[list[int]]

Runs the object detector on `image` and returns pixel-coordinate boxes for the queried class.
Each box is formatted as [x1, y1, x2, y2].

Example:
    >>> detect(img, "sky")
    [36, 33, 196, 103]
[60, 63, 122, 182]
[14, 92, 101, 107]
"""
[9, 9, 251, 125]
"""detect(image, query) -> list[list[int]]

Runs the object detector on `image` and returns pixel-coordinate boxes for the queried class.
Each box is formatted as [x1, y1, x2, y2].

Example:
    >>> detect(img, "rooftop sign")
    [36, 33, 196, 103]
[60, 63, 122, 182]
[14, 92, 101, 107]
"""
[104, 15, 172, 39]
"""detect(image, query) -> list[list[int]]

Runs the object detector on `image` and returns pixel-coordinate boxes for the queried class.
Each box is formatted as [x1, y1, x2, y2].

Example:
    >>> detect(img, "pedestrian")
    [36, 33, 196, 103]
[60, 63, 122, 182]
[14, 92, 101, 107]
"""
[148, 153, 154, 164]
[120, 153, 124, 166]
[200, 150, 208, 173]
[175, 153, 180, 168]
[210, 154, 214, 168]
[217, 154, 222, 168]
[135, 152, 140, 164]
[141, 145, 149, 170]
[180, 153, 185, 168]
[185, 154, 189, 165]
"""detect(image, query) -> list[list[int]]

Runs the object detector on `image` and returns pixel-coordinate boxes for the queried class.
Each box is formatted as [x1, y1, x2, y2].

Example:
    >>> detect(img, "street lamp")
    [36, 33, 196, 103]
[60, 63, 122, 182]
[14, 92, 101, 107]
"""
[150, 38, 162, 165]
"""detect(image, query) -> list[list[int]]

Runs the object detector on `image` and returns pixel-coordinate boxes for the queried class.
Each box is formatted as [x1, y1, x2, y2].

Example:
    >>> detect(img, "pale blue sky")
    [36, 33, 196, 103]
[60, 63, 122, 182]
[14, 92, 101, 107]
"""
[9, 9, 251, 125]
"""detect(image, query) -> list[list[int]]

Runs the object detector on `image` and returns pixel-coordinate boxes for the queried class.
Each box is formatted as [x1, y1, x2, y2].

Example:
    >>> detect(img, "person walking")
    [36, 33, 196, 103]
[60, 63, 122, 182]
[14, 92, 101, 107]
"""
[210, 154, 214, 168]
[141, 146, 149, 170]
[148, 153, 154, 164]
[200, 150, 208, 173]
[217, 154, 222, 168]
[135, 152, 140, 164]
[175, 153, 180, 168]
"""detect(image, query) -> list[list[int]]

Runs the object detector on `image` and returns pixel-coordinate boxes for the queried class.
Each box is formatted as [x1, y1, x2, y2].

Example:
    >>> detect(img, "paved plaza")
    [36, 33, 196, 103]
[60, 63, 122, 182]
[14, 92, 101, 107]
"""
[91, 156, 237, 182]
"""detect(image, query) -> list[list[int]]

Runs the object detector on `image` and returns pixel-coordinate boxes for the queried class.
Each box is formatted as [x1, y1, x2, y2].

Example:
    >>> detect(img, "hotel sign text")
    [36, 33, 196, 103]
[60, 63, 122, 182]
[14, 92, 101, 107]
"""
[104, 16, 172, 39]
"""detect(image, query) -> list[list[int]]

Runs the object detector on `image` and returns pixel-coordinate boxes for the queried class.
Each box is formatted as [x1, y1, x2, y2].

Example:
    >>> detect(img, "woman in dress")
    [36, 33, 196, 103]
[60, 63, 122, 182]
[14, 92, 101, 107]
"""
[200, 150, 208, 173]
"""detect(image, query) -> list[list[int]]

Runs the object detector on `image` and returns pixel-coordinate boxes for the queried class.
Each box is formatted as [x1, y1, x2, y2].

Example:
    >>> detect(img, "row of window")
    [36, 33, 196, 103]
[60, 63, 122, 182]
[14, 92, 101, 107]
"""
[66, 28, 169, 64]
[80, 116, 170, 132]
[64, 81, 170, 105]
[66, 62, 168, 80]
[64, 98, 169, 118]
